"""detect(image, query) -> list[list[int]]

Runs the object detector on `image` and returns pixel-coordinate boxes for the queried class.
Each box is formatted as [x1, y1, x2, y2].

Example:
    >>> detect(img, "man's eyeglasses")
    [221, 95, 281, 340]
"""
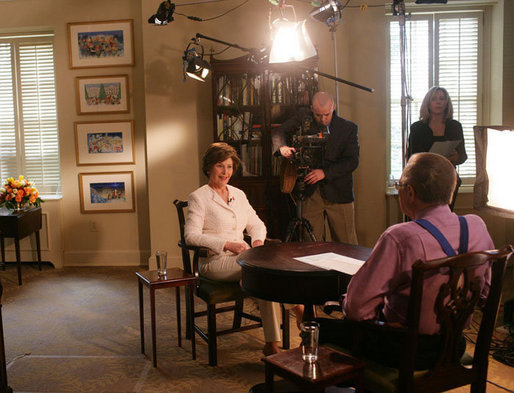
[393, 180, 408, 191]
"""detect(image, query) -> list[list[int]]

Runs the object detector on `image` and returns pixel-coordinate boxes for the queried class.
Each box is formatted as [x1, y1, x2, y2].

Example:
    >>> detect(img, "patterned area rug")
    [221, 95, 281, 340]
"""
[0, 264, 512, 393]
[0, 265, 302, 393]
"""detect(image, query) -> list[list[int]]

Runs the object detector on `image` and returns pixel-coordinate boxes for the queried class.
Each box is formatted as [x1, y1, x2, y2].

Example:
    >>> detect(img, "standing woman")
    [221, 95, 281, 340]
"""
[408, 86, 467, 210]
[184, 142, 281, 356]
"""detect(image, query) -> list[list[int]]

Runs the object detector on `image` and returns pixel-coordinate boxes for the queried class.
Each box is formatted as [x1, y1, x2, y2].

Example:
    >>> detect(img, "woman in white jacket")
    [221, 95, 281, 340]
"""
[185, 142, 281, 356]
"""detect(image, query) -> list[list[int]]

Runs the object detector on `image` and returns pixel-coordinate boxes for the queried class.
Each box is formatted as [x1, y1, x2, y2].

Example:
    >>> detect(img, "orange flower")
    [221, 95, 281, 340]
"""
[15, 193, 22, 203]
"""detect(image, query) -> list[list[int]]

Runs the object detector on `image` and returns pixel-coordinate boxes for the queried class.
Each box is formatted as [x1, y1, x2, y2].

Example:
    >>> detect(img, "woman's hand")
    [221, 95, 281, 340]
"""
[252, 240, 264, 248]
[447, 150, 459, 165]
[223, 241, 248, 255]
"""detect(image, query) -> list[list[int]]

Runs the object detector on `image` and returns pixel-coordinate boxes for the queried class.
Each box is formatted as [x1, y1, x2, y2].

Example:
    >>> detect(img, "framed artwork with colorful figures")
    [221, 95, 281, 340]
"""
[67, 19, 134, 69]
[75, 120, 135, 166]
[79, 171, 135, 213]
[76, 74, 129, 115]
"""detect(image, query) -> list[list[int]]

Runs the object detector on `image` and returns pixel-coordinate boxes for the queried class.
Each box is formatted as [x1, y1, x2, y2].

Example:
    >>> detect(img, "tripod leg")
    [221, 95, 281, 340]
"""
[302, 219, 317, 241]
[285, 219, 303, 242]
[285, 219, 297, 242]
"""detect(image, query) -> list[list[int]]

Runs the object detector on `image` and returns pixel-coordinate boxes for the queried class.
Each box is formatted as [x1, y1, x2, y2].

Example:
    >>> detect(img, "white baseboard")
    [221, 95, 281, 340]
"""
[63, 250, 142, 266]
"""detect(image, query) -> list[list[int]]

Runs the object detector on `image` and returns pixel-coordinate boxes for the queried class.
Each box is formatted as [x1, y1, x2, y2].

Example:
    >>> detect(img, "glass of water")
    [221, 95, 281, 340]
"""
[300, 321, 320, 363]
[155, 250, 167, 277]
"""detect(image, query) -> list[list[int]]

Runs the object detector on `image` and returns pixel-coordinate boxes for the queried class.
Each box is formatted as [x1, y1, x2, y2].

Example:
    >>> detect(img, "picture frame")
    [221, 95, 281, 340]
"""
[67, 19, 134, 69]
[76, 74, 130, 115]
[78, 171, 135, 213]
[75, 120, 135, 166]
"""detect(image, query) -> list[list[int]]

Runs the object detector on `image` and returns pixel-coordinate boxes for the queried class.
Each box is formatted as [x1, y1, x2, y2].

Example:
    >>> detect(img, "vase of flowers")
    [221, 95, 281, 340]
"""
[0, 175, 43, 213]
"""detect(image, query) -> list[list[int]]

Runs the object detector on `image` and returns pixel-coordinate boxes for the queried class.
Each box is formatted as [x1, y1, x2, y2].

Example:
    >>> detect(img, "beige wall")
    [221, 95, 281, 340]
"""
[0, 0, 511, 269]
[0, 0, 149, 267]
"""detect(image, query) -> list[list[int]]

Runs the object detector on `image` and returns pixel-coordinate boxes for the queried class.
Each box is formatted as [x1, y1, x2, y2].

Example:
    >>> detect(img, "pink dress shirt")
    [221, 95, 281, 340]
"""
[345, 204, 494, 334]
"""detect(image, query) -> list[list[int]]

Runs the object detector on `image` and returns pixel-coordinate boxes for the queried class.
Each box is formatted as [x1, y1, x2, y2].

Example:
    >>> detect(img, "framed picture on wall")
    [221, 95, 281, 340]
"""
[76, 75, 130, 115]
[67, 19, 134, 69]
[78, 171, 135, 213]
[75, 120, 135, 165]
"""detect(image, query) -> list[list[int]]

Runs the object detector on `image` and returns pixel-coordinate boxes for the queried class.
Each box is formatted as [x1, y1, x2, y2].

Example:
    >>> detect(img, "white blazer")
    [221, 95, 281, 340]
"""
[184, 184, 266, 256]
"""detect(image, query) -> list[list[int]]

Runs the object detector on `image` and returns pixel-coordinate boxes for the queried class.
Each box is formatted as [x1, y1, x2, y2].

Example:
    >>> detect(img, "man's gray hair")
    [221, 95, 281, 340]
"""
[403, 152, 457, 205]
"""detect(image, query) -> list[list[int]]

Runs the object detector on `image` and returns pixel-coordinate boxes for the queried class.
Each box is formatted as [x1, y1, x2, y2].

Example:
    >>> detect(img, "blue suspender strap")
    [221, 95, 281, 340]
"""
[458, 216, 469, 254]
[414, 219, 456, 257]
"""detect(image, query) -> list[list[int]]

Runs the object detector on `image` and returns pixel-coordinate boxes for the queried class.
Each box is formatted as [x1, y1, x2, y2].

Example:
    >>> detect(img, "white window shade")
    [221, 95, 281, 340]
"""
[0, 34, 60, 196]
[437, 15, 479, 179]
[0, 43, 18, 180]
[388, 11, 482, 183]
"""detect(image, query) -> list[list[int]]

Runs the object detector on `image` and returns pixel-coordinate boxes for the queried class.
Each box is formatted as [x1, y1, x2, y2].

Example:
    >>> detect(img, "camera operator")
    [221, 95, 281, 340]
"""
[272, 92, 359, 244]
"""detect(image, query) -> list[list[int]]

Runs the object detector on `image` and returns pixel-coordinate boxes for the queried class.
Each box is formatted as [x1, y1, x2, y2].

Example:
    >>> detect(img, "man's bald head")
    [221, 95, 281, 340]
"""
[311, 92, 335, 126]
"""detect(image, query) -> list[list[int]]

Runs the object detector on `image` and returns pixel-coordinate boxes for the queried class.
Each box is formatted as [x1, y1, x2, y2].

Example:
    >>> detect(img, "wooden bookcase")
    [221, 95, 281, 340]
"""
[210, 55, 318, 239]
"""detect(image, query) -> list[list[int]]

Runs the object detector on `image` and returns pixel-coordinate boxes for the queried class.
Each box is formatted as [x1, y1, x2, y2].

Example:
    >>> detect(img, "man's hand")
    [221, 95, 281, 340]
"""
[304, 169, 325, 184]
[279, 146, 296, 159]
[223, 241, 249, 255]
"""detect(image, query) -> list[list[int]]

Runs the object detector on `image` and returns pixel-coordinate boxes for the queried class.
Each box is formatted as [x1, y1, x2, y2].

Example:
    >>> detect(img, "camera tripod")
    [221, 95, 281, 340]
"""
[284, 171, 317, 242]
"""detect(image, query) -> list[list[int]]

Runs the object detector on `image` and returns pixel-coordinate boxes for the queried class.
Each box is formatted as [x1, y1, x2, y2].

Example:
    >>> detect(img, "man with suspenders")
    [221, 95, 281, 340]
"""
[317, 152, 494, 369]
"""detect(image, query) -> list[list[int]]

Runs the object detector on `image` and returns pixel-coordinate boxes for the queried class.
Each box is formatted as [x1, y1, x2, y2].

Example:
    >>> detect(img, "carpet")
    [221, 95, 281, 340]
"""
[0, 264, 512, 393]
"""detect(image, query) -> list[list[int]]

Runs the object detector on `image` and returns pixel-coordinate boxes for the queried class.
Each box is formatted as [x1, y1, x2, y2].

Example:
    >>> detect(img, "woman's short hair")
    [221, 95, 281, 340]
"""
[419, 86, 454, 122]
[202, 142, 241, 177]
[403, 152, 457, 205]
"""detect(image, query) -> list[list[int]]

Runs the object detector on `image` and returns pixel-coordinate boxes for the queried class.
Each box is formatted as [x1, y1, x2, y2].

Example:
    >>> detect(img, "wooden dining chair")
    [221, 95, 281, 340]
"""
[173, 199, 290, 366]
[328, 245, 513, 393]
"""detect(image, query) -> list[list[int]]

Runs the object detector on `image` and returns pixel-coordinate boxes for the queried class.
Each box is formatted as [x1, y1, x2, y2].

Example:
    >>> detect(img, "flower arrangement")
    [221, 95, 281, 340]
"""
[0, 175, 43, 211]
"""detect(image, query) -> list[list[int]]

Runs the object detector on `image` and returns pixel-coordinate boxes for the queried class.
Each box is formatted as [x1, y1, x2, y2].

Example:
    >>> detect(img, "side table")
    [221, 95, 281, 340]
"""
[0, 207, 42, 285]
[262, 346, 366, 393]
[136, 268, 196, 367]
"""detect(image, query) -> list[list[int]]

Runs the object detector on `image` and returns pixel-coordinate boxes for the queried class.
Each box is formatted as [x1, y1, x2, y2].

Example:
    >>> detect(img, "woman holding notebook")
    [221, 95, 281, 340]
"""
[408, 86, 467, 210]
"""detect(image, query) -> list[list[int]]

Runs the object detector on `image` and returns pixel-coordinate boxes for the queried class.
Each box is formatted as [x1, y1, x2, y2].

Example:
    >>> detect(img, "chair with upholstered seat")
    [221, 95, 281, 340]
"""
[327, 245, 513, 393]
[173, 199, 290, 366]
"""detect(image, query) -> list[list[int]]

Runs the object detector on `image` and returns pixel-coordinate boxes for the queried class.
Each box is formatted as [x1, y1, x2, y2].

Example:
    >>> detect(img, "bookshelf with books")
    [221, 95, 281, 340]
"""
[210, 55, 318, 239]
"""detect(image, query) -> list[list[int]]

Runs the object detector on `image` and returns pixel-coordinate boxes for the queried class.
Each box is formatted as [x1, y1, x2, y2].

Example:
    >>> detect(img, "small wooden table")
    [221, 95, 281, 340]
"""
[136, 268, 196, 367]
[237, 242, 372, 321]
[0, 207, 42, 285]
[263, 346, 366, 393]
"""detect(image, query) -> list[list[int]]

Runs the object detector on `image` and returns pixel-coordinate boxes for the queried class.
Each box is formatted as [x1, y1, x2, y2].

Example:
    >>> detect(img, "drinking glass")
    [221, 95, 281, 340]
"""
[300, 321, 320, 363]
[156, 250, 168, 277]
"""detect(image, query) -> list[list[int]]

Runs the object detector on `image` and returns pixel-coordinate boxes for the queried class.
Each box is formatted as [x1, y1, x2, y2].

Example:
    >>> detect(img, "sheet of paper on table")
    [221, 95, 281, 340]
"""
[294, 252, 366, 275]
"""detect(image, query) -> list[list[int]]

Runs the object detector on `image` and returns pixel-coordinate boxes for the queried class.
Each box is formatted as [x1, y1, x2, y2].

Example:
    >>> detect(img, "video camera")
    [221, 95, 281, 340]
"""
[280, 115, 328, 196]
[290, 115, 328, 170]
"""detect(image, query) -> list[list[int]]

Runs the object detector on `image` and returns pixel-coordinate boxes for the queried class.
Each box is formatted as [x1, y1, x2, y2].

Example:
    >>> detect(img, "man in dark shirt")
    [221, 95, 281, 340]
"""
[272, 92, 359, 243]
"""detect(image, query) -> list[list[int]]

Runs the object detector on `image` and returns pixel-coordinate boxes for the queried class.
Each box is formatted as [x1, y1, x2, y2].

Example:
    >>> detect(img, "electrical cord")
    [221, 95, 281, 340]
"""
[462, 313, 514, 392]
[175, 0, 250, 22]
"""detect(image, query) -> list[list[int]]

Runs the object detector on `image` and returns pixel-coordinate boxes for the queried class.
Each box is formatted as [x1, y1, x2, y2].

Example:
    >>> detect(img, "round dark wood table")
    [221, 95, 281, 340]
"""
[237, 242, 372, 320]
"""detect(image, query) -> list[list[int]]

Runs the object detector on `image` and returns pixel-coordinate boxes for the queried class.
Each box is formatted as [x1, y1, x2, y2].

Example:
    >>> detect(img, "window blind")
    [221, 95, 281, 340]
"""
[0, 35, 60, 195]
[388, 11, 481, 182]
[437, 16, 479, 178]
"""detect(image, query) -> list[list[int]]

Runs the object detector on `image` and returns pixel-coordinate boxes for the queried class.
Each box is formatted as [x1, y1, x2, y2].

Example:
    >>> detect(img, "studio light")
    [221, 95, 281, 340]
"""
[182, 39, 211, 82]
[309, 0, 342, 32]
[269, 19, 317, 64]
[148, 0, 175, 25]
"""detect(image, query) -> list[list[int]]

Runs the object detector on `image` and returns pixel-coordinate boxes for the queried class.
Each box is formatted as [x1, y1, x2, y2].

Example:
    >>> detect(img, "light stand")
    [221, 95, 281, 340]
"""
[186, 33, 374, 93]
[392, 0, 412, 171]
